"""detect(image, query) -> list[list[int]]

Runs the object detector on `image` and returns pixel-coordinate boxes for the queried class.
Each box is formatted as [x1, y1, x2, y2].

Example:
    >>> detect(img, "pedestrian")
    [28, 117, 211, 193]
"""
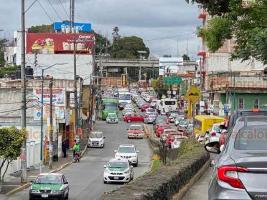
[62, 140, 67, 158]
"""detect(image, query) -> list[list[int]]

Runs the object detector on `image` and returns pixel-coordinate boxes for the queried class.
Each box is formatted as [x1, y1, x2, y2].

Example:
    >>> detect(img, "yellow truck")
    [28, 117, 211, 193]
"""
[194, 115, 225, 137]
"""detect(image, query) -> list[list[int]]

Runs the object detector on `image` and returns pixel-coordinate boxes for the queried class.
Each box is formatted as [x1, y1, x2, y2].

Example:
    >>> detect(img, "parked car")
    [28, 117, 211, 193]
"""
[127, 124, 144, 139]
[88, 131, 105, 148]
[29, 173, 69, 200]
[106, 113, 119, 124]
[144, 113, 157, 124]
[141, 103, 151, 112]
[123, 113, 144, 123]
[206, 115, 267, 200]
[114, 144, 139, 167]
[103, 158, 134, 184]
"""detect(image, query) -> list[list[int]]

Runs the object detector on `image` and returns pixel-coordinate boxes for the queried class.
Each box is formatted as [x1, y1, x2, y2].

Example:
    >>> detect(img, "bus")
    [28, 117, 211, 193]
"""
[156, 98, 177, 113]
[101, 98, 119, 120]
[118, 90, 131, 105]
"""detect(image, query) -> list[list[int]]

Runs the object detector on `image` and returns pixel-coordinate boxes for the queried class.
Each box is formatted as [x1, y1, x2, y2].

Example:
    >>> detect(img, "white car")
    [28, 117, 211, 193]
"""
[103, 158, 134, 184]
[171, 136, 182, 149]
[114, 144, 139, 167]
[88, 131, 105, 148]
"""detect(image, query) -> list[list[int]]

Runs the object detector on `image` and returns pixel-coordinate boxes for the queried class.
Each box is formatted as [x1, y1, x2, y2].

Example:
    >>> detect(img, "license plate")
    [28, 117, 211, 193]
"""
[41, 194, 48, 198]
[114, 176, 119, 180]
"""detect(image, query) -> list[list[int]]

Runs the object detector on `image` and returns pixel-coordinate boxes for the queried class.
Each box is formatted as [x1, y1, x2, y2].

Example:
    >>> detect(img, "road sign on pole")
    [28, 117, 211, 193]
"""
[185, 86, 201, 104]
[163, 75, 182, 85]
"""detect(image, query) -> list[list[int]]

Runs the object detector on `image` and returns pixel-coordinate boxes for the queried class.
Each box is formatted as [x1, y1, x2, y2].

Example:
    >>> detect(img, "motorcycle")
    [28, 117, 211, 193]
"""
[73, 152, 80, 163]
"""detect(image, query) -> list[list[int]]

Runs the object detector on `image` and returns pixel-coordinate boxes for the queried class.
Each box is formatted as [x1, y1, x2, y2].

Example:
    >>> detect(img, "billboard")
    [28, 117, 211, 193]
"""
[26, 33, 95, 54]
[53, 22, 92, 32]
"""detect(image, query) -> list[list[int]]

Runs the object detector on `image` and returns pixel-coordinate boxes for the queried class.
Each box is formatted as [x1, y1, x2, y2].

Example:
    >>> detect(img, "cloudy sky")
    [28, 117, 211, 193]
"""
[0, 0, 201, 58]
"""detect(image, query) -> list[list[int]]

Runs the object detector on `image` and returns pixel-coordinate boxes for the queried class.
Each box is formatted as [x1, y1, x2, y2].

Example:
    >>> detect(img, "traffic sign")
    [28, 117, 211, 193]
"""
[185, 86, 201, 104]
[163, 75, 182, 85]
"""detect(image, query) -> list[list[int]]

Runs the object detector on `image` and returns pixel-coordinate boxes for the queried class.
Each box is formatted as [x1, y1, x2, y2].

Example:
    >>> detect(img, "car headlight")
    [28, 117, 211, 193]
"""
[31, 190, 40, 193]
[51, 190, 63, 194]
[124, 170, 130, 174]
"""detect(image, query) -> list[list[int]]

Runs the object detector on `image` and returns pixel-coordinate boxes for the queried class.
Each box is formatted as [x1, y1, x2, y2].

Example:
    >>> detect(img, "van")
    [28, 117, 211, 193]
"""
[194, 115, 225, 137]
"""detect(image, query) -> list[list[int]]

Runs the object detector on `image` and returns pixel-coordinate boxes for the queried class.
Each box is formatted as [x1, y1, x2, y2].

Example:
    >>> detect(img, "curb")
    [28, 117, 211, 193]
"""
[6, 144, 88, 196]
[171, 159, 211, 200]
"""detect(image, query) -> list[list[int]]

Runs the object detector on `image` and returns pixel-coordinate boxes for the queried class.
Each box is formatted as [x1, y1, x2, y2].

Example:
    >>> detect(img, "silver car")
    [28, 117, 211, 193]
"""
[206, 116, 267, 200]
[144, 113, 157, 124]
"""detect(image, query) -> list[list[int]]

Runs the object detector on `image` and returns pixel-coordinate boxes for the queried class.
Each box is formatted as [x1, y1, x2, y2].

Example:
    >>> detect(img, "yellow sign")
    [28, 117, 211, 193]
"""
[185, 86, 201, 104]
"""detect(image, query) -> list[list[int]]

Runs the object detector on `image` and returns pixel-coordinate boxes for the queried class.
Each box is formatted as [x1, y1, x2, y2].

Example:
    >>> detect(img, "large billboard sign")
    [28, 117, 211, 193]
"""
[26, 33, 95, 54]
[53, 21, 92, 32]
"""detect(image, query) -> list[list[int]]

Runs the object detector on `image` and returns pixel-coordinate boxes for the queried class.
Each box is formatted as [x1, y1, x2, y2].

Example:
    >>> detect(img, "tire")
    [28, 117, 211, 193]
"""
[65, 192, 69, 200]
[134, 161, 138, 167]
[104, 180, 107, 184]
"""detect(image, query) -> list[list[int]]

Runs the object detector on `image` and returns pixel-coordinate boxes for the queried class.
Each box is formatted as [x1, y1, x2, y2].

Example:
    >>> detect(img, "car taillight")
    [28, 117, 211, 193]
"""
[211, 132, 216, 137]
[217, 166, 248, 189]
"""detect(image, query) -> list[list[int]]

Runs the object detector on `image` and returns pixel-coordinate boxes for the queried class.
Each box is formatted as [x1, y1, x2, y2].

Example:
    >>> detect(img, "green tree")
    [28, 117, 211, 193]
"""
[0, 127, 26, 191]
[182, 54, 191, 61]
[111, 36, 150, 59]
[94, 32, 110, 55]
[28, 24, 53, 33]
[0, 39, 8, 67]
[187, 0, 267, 64]
[0, 65, 20, 78]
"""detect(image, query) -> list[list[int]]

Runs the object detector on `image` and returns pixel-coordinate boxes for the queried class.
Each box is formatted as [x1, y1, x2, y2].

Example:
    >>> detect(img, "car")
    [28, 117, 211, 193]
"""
[127, 124, 144, 139]
[171, 136, 182, 149]
[106, 113, 119, 124]
[140, 103, 151, 112]
[123, 113, 144, 123]
[87, 131, 105, 148]
[174, 116, 185, 126]
[168, 113, 179, 123]
[145, 108, 157, 115]
[178, 119, 189, 130]
[150, 99, 158, 108]
[114, 144, 139, 167]
[103, 158, 134, 184]
[154, 115, 169, 128]
[144, 113, 157, 124]
[29, 173, 69, 200]
[204, 122, 226, 143]
[155, 124, 172, 137]
[165, 130, 183, 147]
[122, 108, 134, 116]
[206, 115, 267, 200]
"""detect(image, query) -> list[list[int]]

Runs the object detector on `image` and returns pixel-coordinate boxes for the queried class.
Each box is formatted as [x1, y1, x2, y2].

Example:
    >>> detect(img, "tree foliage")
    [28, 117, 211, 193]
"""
[111, 36, 150, 59]
[94, 32, 110, 55]
[0, 65, 20, 78]
[28, 24, 53, 33]
[0, 39, 8, 67]
[187, 0, 267, 64]
[0, 127, 26, 189]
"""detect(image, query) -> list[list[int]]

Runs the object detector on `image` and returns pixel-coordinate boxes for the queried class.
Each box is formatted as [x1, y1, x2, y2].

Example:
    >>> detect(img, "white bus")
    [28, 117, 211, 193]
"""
[157, 98, 177, 113]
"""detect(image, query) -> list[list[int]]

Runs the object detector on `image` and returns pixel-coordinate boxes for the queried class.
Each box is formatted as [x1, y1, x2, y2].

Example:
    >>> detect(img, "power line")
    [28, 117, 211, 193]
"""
[57, 0, 69, 19]
[46, 0, 64, 21]
[37, 0, 54, 23]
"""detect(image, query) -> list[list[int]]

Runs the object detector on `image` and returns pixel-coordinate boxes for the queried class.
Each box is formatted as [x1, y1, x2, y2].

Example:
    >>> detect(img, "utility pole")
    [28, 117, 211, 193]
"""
[49, 78, 53, 169]
[72, 0, 78, 137]
[40, 69, 44, 173]
[21, 0, 27, 183]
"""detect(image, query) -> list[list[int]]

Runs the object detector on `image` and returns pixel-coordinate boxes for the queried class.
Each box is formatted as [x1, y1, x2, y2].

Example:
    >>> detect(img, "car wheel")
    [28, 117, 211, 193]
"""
[134, 162, 138, 167]
[65, 192, 69, 200]
[104, 180, 107, 184]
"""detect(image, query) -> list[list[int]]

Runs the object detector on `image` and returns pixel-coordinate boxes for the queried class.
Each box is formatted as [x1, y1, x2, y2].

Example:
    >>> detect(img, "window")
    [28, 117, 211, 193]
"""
[238, 98, 244, 109]
[254, 98, 259, 109]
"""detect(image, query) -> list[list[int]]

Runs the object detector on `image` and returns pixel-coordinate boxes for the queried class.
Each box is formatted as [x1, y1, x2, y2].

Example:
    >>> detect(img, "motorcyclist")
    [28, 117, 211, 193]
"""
[72, 140, 80, 160]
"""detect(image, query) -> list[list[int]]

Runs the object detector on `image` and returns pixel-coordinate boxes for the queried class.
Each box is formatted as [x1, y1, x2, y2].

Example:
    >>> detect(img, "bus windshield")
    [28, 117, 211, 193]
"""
[119, 94, 131, 100]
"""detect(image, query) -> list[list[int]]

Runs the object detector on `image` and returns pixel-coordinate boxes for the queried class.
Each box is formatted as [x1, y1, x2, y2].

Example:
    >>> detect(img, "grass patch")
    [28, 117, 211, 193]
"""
[151, 159, 161, 172]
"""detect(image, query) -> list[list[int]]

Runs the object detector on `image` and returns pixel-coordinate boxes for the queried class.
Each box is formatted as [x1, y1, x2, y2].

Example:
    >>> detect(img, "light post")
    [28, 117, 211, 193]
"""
[39, 63, 66, 173]
[137, 51, 147, 81]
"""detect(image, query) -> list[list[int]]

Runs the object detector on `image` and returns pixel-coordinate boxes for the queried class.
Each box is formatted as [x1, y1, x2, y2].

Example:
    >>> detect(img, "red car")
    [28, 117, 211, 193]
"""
[155, 124, 171, 137]
[127, 124, 144, 139]
[141, 104, 151, 112]
[124, 113, 144, 123]
[165, 131, 183, 147]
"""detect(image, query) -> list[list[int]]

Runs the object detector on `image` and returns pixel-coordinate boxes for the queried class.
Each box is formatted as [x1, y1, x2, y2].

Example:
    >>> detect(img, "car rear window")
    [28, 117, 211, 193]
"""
[235, 126, 267, 150]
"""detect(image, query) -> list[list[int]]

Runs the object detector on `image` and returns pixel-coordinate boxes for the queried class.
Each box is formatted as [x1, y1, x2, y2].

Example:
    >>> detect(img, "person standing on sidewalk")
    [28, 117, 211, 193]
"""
[62, 140, 67, 158]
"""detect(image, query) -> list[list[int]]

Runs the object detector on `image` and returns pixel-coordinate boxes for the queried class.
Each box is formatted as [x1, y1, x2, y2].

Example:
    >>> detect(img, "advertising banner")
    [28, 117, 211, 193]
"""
[26, 33, 95, 54]
[53, 21, 92, 32]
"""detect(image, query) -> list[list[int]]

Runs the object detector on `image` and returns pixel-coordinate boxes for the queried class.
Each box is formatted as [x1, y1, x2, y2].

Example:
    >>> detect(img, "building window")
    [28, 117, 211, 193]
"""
[254, 98, 259, 109]
[239, 98, 244, 109]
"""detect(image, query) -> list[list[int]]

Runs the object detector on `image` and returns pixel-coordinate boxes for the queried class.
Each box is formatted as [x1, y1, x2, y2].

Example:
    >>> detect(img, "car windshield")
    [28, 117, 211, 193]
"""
[90, 132, 103, 138]
[212, 125, 221, 133]
[118, 146, 135, 153]
[35, 175, 62, 184]
[108, 161, 128, 169]
[105, 104, 117, 110]
[180, 120, 188, 125]
[130, 125, 142, 130]
[235, 126, 267, 150]
[108, 113, 117, 118]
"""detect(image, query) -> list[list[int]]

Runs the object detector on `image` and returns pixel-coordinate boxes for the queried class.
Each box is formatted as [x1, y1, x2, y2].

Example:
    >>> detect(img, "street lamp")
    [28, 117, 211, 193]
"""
[39, 63, 67, 173]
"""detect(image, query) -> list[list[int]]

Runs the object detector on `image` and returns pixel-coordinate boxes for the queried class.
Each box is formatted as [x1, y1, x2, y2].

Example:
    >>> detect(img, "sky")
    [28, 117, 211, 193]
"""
[0, 0, 201, 59]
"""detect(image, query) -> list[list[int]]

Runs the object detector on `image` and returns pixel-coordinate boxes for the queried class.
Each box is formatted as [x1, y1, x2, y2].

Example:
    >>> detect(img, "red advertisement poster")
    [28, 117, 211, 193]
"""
[26, 33, 95, 54]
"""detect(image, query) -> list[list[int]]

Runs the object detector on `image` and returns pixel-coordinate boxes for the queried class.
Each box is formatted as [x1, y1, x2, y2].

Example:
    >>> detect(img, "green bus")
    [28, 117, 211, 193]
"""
[101, 98, 119, 120]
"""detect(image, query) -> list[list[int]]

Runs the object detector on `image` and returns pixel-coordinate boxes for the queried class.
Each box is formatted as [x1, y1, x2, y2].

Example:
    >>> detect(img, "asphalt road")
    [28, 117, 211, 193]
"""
[4, 120, 152, 200]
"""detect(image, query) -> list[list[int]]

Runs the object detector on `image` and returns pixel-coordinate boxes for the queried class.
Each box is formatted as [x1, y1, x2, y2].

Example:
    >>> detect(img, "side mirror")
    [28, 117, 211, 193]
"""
[204, 141, 220, 154]
[104, 165, 107, 168]
[103, 136, 106, 139]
